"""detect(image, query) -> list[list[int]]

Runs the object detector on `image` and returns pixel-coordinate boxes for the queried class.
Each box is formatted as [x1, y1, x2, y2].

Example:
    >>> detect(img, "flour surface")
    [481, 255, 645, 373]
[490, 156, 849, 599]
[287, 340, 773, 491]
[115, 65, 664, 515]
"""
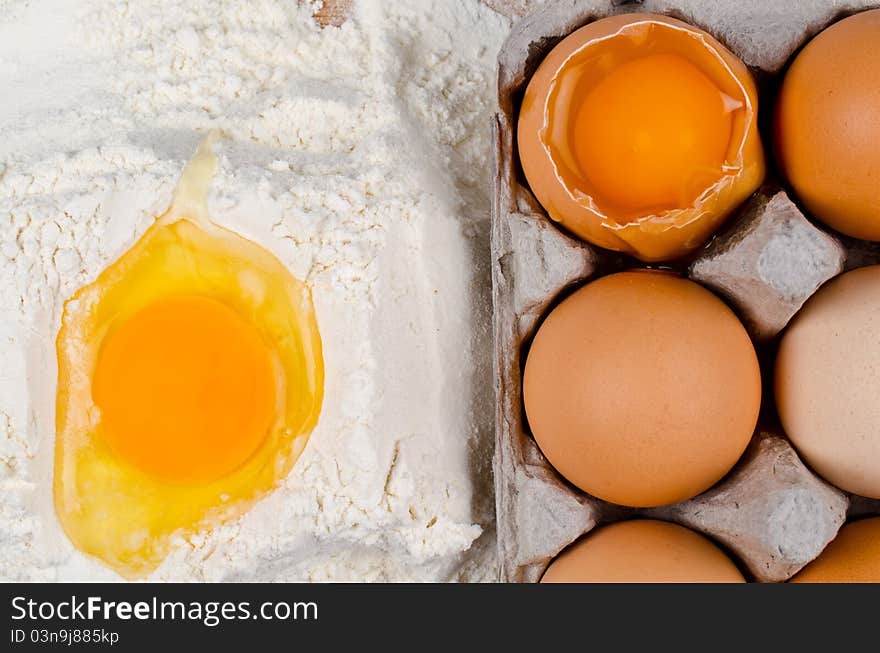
[0, 0, 510, 582]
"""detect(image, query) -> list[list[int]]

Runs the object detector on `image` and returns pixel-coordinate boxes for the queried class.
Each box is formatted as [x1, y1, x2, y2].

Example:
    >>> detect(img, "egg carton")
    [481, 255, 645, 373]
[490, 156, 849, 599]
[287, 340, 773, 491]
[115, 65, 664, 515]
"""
[490, 0, 880, 583]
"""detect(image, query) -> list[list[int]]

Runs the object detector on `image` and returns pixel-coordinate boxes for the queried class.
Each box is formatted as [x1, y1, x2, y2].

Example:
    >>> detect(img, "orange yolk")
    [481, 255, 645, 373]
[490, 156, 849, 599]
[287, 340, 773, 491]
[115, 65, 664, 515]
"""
[92, 295, 276, 485]
[573, 53, 733, 218]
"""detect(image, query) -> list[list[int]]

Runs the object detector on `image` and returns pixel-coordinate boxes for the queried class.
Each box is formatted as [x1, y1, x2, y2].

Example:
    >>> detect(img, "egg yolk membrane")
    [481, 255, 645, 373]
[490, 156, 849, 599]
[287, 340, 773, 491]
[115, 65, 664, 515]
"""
[54, 137, 323, 578]
[92, 295, 277, 485]
[573, 53, 733, 219]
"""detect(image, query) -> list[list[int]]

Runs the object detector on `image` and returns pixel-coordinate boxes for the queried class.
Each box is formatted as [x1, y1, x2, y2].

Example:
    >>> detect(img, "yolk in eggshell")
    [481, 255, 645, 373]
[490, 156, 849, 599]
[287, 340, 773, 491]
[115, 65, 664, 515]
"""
[518, 13, 765, 262]
[573, 53, 733, 219]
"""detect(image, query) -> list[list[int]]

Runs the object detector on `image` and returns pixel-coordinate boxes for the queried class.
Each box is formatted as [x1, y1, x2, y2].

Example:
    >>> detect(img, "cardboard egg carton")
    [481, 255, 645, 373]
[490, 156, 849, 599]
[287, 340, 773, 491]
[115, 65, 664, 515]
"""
[491, 0, 880, 583]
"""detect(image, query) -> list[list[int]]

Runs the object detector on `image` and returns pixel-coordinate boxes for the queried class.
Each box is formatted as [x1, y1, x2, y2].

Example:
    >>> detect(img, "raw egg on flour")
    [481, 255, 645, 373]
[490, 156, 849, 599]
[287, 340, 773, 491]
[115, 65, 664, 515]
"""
[54, 135, 323, 577]
[517, 14, 765, 261]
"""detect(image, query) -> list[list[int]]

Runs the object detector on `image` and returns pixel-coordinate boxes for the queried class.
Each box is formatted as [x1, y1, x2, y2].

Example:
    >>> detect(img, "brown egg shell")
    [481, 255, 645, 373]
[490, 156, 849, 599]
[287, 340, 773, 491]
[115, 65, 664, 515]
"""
[522, 270, 761, 509]
[775, 9, 880, 241]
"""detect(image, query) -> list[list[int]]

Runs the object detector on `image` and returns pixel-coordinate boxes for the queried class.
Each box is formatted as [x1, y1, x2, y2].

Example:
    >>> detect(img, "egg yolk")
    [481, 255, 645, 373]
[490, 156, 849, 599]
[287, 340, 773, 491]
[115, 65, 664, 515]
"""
[573, 53, 733, 218]
[92, 295, 276, 485]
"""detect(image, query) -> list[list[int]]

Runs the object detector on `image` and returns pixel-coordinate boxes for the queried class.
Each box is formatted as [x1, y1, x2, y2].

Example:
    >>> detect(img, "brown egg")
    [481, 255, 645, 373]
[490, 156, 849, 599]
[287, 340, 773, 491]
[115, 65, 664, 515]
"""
[790, 518, 880, 583]
[776, 265, 880, 498]
[775, 10, 880, 240]
[517, 13, 764, 262]
[541, 520, 745, 583]
[523, 270, 761, 507]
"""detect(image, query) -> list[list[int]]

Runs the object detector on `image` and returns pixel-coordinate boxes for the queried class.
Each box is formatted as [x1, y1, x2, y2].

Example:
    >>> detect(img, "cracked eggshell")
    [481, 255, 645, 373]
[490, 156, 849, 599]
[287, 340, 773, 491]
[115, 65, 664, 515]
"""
[516, 12, 765, 262]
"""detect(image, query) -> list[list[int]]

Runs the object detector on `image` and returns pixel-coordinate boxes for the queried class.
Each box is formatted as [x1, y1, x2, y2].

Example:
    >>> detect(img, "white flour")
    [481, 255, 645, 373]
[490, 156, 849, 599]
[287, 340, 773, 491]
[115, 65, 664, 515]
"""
[0, 0, 510, 581]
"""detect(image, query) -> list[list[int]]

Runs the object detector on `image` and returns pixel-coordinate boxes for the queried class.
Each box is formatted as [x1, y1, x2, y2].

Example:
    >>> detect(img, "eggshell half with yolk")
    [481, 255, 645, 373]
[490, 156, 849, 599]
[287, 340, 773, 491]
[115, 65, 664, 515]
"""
[517, 13, 765, 262]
